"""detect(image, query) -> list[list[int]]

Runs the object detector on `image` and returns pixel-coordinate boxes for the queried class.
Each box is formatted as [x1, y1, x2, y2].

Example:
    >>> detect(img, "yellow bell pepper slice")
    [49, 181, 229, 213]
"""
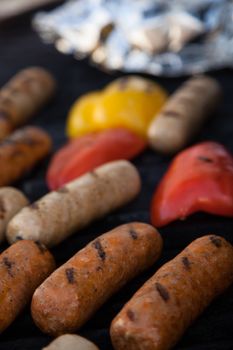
[67, 92, 101, 138]
[67, 76, 168, 138]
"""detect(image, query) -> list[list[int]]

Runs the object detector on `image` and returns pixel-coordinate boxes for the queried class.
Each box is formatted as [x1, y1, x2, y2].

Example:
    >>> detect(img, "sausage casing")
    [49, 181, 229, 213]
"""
[0, 187, 29, 242]
[110, 235, 233, 350]
[31, 222, 162, 335]
[7, 160, 141, 247]
[0, 126, 52, 186]
[0, 67, 56, 140]
[148, 76, 222, 154]
[0, 240, 55, 333]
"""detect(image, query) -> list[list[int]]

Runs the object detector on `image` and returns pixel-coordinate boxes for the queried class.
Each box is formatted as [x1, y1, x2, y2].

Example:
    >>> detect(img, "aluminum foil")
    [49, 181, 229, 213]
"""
[33, 0, 233, 77]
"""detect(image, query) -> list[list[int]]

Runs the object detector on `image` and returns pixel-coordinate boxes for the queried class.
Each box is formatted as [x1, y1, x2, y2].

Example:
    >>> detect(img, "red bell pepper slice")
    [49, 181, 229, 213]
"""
[151, 141, 233, 227]
[47, 128, 146, 190]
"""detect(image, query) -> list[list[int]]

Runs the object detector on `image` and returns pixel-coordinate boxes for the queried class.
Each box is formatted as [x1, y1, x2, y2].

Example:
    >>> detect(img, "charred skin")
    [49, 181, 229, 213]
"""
[110, 235, 233, 350]
[0, 126, 52, 186]
[0, 240, 55, 333]
[0, 187, 29, 242]
[31, 222, 162, 335]
[148, 76, 222, 154]
[0, 67, 56, 140]
[7, 160, 141, 247]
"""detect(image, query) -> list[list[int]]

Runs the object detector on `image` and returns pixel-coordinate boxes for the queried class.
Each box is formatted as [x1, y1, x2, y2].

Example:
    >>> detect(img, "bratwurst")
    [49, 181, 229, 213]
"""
[31, 222, 162, 335]
[0, 67, 56, 140]
[111, 235, 233, 350]
[0, 126, 52, 186]
[0, 240, 55, 333]
[7, 160, 141, 247]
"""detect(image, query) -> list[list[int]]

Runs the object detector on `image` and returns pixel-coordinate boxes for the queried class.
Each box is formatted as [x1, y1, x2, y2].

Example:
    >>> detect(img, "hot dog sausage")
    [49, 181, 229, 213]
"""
[0, 239, 55, 333]
[7, 160, 141, 247]
[31, 222, 162, 335]
[0, 67, 56, 140]
[0, 187, 29, 243]
[42, 334, 99, 350]
[148, 76, 222, 154]
[0, 126, 52, 186]
[110, 235, 233, 350]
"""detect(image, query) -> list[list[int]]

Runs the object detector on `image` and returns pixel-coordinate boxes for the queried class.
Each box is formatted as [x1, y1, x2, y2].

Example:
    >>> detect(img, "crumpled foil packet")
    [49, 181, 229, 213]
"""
[33, 0, 233, 77]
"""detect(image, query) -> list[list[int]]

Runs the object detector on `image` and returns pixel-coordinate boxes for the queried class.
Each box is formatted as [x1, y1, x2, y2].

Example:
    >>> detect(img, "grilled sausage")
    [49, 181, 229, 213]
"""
[0, 187, 29, 243]
[0, 126, 52, 186]
[42, 334, 99, 350]
[110, 235, 233, 350]
[148, 76, 222, 154]
[7, 160, 141, 247]
[31, 222, 162, 335]
[0, 240, 55, 333]
[0, 67, 56, 140]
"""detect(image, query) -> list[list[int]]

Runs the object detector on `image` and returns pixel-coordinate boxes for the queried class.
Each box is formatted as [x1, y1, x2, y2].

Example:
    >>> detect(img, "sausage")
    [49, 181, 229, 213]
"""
[148, 76, 222, 154]
[7, 160, 141, 247]
[0, 67, 56, 140]
[110, 235, 233, 350]
[42, 334, 99, 350]
[31, 222, 162, 335]
[0, 239, 55, 333]
[0, 126, 52, 186]
[0, 187, 29, 243]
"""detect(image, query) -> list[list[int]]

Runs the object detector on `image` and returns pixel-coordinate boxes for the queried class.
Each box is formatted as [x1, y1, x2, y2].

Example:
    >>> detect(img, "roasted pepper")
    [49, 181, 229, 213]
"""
[66, 76, 167, 138]
[151, 142, 233, 227]
[47, 128, 146, 190]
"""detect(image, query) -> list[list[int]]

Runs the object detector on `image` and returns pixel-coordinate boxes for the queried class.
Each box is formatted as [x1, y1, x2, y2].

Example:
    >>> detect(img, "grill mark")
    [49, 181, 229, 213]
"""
[118, 77, 128, 90]
[198, 156, 213, 163]
[1, 139, 18, 147]
[65, 268, 76, 284]
[129, 228, 138, 240]
[93, 239, 106, 261]
[2, 257, 14, 277]
[0, 111, 10, 121]
[182, 256, 191, 270]
[126, 309, 136, 321]
[57, 187, 69, 194]
[10, 149, 23, 158]
[30, 203, 39, 210]
[20, 78, 37, 92]
[15, 235, 23, 241]
[34, 241, 47, 254]
[210, 236, 222, 248]
[145, 82, 154, 93]
[155, 282, 170, 302]
[90, 170, 98, 178]
[0, 198, 6, 219]
[23, 137, 41, 146]
[163, 110, 180, 118]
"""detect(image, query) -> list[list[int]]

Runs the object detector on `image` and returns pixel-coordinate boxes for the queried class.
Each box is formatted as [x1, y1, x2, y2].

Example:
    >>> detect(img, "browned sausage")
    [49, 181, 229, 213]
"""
[0, 67, 56, 140]
[31, 222, 163, 336]
[110, 235, 233, 350]
[0, 126, 52, 186]
[0, 239, 55, 333]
